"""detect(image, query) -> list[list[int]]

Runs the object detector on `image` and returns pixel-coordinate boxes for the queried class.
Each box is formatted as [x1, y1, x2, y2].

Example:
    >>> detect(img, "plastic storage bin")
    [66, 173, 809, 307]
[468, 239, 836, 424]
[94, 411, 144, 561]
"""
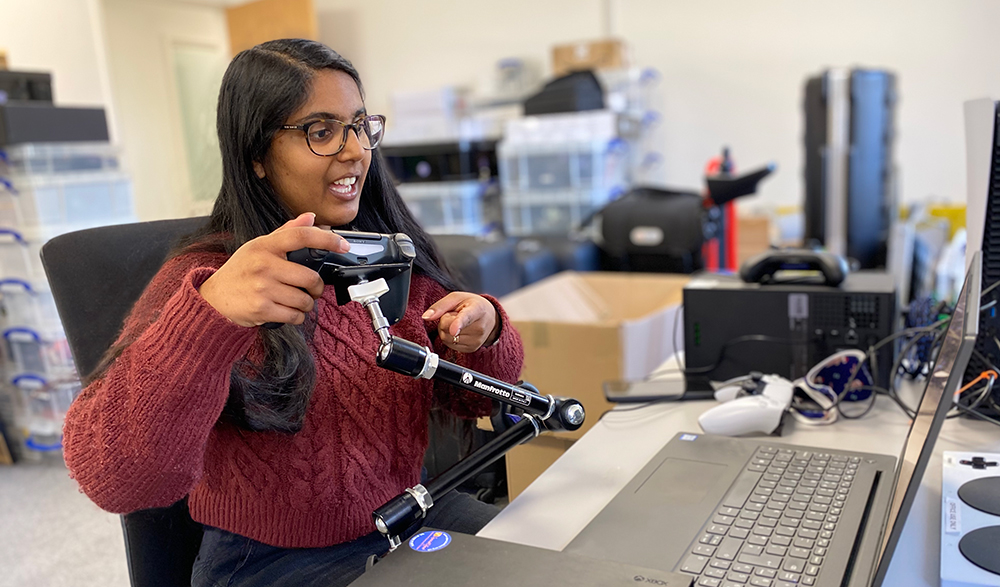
[502, 110, 618, 145]
[13, 374, 79, 461]
[0, 142, 134, 229]
[502, 186, 624, 236]
[498, 135, 627, 236]
[0, 172, 134, 228]
[398, 180, 488, 235]
[0, 228, 48, 283]
[0, 142, 120, 176]
[0, 224, 138, 283]
[0, 279, 61, 331]
[0, 142, 130, 462]
[3, 325, 75, 379]
[499, 139, 626, 194]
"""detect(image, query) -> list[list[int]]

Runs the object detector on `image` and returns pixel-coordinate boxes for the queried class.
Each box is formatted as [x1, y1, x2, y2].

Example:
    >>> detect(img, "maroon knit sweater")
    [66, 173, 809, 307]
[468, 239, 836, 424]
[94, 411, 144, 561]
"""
[62, 250, 524, 548]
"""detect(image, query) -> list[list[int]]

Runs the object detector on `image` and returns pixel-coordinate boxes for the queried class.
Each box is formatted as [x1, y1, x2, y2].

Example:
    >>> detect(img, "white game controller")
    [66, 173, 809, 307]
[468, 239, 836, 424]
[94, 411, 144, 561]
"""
[698, 374, 795, 436]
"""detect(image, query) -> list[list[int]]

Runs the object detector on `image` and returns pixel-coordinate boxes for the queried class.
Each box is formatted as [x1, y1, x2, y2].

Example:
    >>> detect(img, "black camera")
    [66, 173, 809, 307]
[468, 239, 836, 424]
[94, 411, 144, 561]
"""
[288, 230, 416, 325]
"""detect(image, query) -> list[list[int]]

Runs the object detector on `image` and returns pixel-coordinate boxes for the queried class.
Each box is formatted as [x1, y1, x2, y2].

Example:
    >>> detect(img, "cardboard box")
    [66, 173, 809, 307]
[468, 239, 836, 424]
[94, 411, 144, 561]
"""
[500, 272, 688, 440]
[737, 215, 772, 267]
[552, 39, 628, 77]
[506, 435, 575, 500]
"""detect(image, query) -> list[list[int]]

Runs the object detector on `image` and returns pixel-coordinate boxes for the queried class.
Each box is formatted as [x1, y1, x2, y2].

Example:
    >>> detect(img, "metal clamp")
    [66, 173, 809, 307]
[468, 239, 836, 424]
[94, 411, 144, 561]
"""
[416, 350, 439, 380]
[523, 414, 542, 438]
[404, 484, 434, 515]
[542, 394, 556, 421]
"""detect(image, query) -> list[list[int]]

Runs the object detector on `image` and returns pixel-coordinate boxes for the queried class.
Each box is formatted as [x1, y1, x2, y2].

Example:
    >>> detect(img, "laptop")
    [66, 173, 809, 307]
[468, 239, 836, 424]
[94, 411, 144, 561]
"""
[351, 255, 980, 587]
[566, 255, 981, 587]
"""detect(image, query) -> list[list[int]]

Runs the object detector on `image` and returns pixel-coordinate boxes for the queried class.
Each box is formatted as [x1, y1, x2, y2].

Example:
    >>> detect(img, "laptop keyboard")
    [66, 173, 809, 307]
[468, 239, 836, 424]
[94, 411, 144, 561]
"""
[678, 446, 860, 587]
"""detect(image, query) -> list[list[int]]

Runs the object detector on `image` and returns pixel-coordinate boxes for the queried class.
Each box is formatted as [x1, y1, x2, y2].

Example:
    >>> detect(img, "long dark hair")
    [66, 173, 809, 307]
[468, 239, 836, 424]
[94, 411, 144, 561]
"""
[92, 39, 460, 433]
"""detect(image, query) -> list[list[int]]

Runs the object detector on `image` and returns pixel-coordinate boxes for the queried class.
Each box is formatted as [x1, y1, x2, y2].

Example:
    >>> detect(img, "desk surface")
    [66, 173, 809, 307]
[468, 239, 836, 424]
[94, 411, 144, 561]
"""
[479, 369, 1000, 586]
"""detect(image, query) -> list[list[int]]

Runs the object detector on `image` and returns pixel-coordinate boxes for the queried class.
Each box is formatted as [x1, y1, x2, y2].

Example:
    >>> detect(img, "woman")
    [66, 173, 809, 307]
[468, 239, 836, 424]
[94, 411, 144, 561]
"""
[62, 39, 524, 586]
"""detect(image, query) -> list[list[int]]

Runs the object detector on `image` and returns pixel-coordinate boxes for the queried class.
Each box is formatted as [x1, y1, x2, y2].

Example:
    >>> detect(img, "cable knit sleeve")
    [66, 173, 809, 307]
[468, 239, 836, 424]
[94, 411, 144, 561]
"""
[62, 253, 258, 514]
[412, 277, 524, 419]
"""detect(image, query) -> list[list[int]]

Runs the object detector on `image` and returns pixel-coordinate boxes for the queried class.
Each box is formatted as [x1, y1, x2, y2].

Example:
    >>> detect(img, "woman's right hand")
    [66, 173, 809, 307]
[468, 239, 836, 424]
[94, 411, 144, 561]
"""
[198, 212, 351, 327]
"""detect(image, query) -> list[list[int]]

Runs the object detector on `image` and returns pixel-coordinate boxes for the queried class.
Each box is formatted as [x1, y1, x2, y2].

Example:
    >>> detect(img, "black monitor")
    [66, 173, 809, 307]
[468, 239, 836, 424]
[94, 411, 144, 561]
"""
[962, 99, 1000, 413]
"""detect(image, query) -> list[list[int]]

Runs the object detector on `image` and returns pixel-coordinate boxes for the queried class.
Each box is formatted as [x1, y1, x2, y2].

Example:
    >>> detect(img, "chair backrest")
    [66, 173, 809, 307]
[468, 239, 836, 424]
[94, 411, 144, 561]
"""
[41, 216, 209, 587]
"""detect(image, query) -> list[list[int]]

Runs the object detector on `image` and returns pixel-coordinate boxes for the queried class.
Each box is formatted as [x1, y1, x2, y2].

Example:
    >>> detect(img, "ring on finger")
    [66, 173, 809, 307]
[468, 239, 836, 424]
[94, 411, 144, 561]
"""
[453, 334, 459, 343]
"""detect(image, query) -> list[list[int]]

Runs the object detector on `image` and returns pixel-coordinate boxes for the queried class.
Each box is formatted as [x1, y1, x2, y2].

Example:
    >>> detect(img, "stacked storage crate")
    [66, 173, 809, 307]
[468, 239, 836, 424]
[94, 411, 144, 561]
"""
[499, 110, 627, 236]
[385, 87, 509, 237]
[397, 180, 491, 235]
[385, 138, 502, 237]
[0, 141, 136, 461]
[597, 67, 663, 186]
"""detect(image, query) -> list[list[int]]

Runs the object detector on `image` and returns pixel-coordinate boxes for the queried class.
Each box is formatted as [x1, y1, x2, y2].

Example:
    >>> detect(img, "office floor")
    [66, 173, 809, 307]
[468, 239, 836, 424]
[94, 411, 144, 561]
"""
[0, 460, 129, 587]
[0, 459, 511, 586]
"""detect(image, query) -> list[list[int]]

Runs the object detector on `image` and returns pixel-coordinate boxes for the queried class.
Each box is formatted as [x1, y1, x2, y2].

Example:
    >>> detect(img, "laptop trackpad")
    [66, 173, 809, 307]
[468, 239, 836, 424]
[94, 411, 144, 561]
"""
[566, 452, 736, 572]
[637, 458, 726, 502]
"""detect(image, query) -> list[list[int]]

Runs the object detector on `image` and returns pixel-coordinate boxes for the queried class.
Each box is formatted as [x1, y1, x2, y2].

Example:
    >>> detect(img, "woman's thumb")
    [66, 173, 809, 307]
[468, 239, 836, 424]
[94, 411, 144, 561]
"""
[281, 212, 316, 229]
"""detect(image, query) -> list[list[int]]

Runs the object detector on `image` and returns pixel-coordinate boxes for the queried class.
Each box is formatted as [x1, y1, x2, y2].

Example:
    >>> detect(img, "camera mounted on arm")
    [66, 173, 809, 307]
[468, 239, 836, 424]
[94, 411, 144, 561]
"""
[283, 229, 586, 550]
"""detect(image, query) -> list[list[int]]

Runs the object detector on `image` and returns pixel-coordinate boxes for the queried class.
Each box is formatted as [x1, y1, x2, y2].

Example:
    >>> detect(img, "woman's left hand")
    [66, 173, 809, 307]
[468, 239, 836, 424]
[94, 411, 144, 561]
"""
[422, 292, 501, 353]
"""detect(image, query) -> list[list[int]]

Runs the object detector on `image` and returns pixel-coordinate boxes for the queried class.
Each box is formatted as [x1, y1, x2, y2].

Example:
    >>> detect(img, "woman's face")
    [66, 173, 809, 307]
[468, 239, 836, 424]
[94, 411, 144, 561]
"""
[260, 69, 371, 227]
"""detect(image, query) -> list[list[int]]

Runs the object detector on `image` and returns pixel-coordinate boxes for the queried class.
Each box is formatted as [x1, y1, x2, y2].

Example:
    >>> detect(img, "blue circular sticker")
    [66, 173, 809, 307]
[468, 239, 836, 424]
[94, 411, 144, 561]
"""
[408, 530, 452, 553]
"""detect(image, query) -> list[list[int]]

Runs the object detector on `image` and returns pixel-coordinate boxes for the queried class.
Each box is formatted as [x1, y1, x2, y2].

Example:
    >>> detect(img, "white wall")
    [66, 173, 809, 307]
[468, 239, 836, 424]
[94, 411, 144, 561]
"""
[101, 0, 230, 221]
[615, 0, 1000, 207]
[8, 0, 990, 215]
[0, 0, 229, 221]
[315, 0, 1000, 208]
[315, 0, 607, 120]
[0, 0, 113, 113]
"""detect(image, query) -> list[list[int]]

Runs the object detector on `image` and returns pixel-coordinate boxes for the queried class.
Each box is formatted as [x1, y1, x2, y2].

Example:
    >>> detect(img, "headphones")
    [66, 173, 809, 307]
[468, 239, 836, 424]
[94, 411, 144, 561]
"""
[790, 350, 874, 425]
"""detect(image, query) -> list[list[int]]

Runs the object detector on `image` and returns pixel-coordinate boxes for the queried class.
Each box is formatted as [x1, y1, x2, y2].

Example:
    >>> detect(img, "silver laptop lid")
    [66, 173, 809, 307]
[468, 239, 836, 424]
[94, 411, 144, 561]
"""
[870, 252, 981, 586]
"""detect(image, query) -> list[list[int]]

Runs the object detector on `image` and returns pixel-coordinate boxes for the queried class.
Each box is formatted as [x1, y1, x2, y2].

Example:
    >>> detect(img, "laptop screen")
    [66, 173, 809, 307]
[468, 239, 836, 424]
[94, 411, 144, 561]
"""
[871, 253, 981, 583]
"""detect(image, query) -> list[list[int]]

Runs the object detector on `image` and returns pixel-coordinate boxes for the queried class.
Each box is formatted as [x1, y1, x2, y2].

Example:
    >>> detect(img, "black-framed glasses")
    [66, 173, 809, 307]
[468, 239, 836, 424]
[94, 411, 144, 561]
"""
[281, 114, 386, 157]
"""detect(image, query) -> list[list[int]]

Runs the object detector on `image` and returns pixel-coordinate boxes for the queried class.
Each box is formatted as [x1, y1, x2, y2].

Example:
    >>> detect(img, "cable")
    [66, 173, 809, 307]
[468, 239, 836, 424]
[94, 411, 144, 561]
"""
[672, 304, 795, 375]
[972, 347, 1000, 373]
[982, 277, 1000, 298]
[952, 401, 1000, 427]
[667, 278, 1000, 424]
[835, 386, 881, 419]
[889, 326, 945, 398]
[816, 319, 950, 421]
[831, 320, 950, 413]
[598, 398, 683, 420]
[989, 391, 1000, 414]
[968, 347, 1000, 419]
[883, 324, 1000, 429]
[957, 370, 999, 395]
[948, 374, 996, 419]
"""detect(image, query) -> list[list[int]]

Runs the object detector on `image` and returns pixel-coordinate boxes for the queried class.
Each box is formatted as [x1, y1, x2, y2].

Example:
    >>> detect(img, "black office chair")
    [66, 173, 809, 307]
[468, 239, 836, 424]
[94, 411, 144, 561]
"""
[41, 216, 210, 587]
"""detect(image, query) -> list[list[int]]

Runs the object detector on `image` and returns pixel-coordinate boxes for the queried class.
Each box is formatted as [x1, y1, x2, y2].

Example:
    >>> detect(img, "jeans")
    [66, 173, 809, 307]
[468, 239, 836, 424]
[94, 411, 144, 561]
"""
[190, 491, 499, 587]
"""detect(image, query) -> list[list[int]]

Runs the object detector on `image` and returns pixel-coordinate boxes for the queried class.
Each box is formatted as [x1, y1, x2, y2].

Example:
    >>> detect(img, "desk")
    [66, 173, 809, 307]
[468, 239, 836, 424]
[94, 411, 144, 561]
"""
[479, 371, 1000, 586]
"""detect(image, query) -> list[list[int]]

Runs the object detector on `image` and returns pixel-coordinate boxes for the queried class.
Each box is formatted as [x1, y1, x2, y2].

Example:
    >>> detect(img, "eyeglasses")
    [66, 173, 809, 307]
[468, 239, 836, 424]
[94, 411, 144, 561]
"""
[281, 114, 386, 157]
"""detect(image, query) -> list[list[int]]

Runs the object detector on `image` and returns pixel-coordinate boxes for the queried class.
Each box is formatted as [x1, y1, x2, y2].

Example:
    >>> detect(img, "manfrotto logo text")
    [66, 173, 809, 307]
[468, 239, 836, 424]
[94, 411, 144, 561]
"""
[473, 380, 511, 399]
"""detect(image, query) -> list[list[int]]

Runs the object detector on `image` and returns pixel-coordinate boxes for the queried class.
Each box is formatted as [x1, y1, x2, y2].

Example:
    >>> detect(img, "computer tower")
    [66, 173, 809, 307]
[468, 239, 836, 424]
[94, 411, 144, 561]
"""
[804, 68, 897, 269]
[683, 272, 896, 391]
